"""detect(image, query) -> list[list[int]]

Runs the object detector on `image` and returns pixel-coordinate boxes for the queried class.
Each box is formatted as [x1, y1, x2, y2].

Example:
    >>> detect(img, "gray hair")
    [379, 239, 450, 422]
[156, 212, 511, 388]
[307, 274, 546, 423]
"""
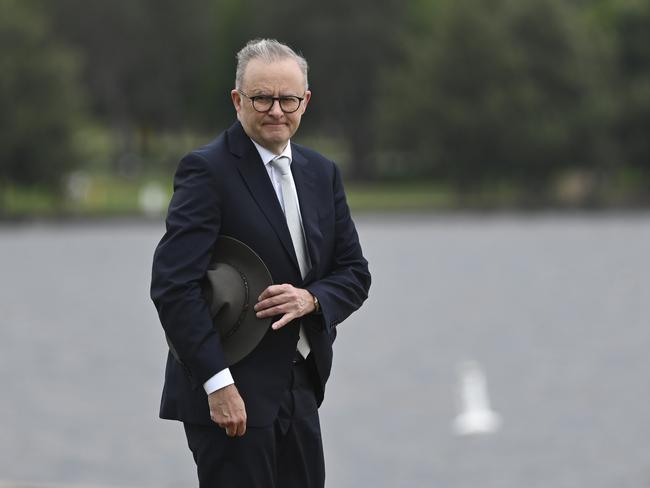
[235, 38, 309, 91]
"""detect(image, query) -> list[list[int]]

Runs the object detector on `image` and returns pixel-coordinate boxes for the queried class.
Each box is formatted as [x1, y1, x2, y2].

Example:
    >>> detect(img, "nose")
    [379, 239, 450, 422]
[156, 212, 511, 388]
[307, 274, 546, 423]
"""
[268, 99, 284, 117]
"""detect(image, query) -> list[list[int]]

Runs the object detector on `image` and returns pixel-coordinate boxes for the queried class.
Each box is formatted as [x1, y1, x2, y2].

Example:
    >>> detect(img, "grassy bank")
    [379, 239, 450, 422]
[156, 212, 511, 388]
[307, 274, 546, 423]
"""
[2, 172, 649, 220]
[1, 177, 460, 219]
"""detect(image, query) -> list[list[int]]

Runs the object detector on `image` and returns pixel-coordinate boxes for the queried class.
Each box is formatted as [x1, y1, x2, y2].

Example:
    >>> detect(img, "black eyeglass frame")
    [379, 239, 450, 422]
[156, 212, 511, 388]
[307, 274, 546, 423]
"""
[237, 90, 305, 114]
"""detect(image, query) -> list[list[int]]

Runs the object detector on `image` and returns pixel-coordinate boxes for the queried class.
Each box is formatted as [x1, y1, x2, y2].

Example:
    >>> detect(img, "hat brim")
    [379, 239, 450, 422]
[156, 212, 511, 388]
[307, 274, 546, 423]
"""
[206, 236, 273, 366]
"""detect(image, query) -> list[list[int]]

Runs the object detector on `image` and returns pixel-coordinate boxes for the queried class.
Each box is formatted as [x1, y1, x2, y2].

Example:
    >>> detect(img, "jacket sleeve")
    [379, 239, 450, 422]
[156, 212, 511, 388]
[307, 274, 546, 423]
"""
[150, 153, 227, 386]
[306, 163, 371, 332]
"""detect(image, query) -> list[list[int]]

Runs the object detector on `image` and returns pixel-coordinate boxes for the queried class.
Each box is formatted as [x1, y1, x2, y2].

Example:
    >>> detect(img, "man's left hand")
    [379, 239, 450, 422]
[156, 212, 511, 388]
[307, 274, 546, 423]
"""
[255, 284, 315, 330]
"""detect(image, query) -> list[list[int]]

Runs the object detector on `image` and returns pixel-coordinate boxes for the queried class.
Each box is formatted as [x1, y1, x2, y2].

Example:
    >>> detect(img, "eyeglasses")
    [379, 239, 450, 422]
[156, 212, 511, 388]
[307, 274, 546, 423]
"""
[238, 91, 304, 114]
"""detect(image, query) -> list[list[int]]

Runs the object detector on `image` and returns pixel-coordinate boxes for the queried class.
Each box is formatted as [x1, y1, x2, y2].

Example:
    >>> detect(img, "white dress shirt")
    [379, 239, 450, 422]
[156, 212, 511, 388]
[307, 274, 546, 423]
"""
[203, 139, 307, 395]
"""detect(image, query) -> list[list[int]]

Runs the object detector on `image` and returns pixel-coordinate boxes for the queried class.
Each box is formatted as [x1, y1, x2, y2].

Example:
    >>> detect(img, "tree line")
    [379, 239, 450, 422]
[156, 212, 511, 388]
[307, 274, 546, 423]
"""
[1, 0, 649, 204]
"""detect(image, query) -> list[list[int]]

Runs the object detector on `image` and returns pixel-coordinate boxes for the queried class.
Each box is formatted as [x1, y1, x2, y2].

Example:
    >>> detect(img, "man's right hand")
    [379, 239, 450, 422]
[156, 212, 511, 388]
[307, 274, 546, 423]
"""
[208, 384, 247, 437]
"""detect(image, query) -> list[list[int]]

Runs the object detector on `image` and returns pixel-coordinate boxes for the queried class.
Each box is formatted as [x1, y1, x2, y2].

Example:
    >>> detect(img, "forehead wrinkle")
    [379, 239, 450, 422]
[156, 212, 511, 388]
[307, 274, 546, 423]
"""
[248, 87, 303, 97]
[245, 82, 304, 97]
[241, 59, 306, 95]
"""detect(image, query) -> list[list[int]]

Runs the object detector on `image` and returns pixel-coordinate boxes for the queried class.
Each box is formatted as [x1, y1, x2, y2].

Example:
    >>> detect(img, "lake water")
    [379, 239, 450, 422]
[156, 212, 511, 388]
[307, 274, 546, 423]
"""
[1, 214, 649, 487]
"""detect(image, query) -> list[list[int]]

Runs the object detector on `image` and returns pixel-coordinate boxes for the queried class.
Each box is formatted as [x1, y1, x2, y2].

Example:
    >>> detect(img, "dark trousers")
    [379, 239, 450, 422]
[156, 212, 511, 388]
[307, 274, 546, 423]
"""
[184, 359, 325, 488]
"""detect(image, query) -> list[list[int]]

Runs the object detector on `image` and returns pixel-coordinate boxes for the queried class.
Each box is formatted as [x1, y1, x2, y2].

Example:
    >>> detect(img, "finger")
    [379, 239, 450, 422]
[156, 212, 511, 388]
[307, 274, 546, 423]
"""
[254, 295, 287, 312]
[236, 419, 247, 437]
[256, 304, 290, 318]
[271, 312, 295, 330]
[256, 289, 305, 315]
[211, 412, 226, 427]
[258, 285, 278, 300]
[214, 415, 227, 428]
[259, 284, 291, 300]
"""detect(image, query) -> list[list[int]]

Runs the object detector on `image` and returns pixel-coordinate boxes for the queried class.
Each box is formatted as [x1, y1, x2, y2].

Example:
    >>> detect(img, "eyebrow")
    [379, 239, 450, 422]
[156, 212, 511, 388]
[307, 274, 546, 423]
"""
[250, 93, 301, 98]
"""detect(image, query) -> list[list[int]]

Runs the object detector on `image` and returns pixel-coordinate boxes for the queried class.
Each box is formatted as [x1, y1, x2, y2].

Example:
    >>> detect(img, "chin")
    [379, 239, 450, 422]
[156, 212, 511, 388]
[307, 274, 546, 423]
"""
[262, 131, 290, 144]
[263, 125, 290, 135]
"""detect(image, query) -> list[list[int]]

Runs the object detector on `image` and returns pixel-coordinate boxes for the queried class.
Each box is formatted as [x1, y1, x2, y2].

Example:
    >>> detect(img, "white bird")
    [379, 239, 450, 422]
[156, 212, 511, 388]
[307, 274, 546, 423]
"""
[453, 360, 502, 436]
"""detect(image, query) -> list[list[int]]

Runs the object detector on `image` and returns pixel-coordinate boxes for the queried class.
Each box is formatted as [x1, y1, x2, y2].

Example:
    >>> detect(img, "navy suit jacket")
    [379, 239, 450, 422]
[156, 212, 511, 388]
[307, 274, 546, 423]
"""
[151, 121, 371, 426]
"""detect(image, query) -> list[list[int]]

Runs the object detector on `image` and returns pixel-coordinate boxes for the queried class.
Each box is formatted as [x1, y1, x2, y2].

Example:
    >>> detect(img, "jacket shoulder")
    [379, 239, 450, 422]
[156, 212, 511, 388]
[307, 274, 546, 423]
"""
[291, 142, 338, 174]
[190, 132, 229, 165]
[292, 142, 330, 162]
[185, 121, 249, 167]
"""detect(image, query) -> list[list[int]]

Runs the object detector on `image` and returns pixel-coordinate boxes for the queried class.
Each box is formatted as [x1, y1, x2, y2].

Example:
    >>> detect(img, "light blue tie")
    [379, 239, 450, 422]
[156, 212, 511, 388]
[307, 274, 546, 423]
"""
[271, 156, 311, 358]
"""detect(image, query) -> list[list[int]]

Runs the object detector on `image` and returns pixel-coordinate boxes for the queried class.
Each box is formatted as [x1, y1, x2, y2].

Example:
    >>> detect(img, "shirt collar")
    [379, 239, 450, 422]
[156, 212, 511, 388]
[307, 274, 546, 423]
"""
[251, 139, 293, 167]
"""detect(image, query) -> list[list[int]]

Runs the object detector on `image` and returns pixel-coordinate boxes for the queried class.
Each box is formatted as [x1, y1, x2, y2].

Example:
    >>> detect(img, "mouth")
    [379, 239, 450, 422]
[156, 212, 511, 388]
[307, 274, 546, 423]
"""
[263, 122, 288, 130]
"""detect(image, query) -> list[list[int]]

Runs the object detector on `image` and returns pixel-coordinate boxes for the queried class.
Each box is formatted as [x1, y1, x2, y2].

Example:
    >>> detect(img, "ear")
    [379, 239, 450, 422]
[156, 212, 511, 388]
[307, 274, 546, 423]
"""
[231, 89, 242, 112]
[300, 90, 312, 114]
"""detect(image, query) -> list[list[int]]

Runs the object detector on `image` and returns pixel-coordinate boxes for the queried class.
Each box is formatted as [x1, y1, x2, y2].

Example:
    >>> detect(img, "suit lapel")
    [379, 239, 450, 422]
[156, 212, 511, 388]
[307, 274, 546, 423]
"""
[228, 123, 302, 275]
[291, 146, 321, 280]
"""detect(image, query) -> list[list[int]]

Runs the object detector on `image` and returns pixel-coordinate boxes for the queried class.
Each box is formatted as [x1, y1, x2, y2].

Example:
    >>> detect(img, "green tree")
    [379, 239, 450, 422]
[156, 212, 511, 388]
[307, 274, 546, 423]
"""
[42, 0, 235, 172]
[233, 0, 407, 180]
[42, 0, 407, 180]
[0, 0, 86, 189]
[379, 0, 617, 197]
[608, 0, 650, 170]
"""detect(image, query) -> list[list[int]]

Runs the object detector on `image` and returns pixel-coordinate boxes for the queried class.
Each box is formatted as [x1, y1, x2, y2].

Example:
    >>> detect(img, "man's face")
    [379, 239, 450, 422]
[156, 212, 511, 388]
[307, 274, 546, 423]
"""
[231, 58, 311, 155]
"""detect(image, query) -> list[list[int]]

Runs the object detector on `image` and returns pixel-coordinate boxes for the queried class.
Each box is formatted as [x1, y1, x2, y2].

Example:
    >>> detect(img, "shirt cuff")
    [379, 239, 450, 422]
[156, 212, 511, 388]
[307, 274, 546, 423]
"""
[203, 368, 234, 395]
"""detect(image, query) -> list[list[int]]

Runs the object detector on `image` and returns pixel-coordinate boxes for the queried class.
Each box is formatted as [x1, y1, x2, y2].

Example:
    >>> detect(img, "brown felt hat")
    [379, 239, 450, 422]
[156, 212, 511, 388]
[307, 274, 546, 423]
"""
[202, 236, 273, 365]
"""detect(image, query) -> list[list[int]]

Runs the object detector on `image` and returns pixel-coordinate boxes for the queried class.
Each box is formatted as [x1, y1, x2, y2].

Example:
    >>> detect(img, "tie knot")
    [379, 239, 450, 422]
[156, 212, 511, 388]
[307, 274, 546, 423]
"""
[272, 156, 291, 176]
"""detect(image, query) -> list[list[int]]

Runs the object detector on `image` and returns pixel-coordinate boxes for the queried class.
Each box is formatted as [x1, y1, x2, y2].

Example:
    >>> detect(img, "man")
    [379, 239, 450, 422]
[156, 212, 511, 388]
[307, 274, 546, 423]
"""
[150, 38, 371, 487]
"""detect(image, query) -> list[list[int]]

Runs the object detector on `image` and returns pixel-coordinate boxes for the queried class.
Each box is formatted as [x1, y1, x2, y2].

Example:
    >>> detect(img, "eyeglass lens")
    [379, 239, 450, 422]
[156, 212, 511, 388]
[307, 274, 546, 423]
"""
[253, 96, 301, 113]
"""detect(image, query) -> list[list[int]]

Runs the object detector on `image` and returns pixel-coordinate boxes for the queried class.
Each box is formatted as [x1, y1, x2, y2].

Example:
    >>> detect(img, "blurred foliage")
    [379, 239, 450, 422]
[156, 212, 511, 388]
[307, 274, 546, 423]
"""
[1, 0, 650, 211]
[246, 0, 408, 181]
[607, 0, 650, 170]
[0, 0, 86, 189]
[379, 0, 620, 201]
